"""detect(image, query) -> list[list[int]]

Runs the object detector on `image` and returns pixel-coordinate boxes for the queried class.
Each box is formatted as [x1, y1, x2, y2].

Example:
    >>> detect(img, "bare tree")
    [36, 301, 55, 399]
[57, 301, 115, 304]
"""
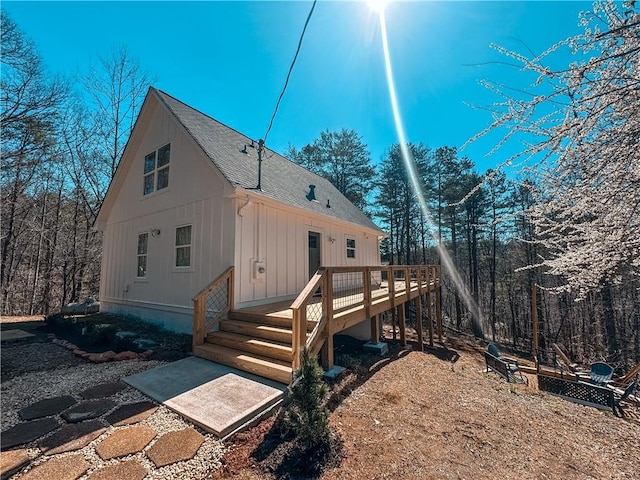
[1, 11, 67, 313]
[82, 46, 154, 207]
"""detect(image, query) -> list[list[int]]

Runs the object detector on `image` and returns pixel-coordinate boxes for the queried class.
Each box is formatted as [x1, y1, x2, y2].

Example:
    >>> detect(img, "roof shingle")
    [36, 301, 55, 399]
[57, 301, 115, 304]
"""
[154, 88, 382, 233]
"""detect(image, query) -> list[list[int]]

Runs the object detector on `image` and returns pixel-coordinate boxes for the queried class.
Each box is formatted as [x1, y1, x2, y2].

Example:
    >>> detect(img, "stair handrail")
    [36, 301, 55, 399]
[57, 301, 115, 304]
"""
[289, 264, 442, 371]
[192, 266, 234, 348]
[290, 269, 326, 370]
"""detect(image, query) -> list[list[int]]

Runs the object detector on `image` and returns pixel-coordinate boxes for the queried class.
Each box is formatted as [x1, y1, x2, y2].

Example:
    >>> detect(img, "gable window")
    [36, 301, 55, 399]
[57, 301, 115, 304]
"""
[143, 143, 170, 195]
[346, 238, 356, 259]
[137, 233, 148, 277]
[175, 225, 192, 267]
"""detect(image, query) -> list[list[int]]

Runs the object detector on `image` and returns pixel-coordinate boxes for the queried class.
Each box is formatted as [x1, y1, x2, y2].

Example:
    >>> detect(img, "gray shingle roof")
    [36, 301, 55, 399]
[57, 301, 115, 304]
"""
[154, 88, 382, 233]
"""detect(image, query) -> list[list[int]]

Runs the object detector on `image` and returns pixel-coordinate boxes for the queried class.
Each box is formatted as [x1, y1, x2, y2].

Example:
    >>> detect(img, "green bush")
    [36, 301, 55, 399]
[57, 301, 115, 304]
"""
[87, 324, 118, 346]
[44, 314, 68, 329]
[285, 347, 331, 448]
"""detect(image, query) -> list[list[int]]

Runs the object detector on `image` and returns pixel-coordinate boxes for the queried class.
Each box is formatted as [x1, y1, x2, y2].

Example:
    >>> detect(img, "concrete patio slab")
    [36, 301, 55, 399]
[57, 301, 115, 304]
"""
[123, 356, 287, 438]
[0, 329, 35, 342]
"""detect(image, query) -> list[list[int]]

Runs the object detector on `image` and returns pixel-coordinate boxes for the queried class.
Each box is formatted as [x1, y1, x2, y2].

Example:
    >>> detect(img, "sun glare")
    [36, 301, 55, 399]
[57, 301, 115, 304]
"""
[376, 10, 484, 335]
[367, 0, 389, 14]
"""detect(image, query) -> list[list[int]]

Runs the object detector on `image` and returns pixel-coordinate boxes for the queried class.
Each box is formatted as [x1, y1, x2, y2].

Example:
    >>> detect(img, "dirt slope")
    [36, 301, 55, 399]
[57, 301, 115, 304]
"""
[217, 338, 640, 480]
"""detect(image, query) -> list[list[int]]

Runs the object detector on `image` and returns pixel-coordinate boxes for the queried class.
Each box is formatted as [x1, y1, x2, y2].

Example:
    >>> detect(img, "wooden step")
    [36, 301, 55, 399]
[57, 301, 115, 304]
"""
[207, 331, 293, 362]
[228, 310, 316, 332]
[219, 319, 294, 344]
[193, 343, 292, 384]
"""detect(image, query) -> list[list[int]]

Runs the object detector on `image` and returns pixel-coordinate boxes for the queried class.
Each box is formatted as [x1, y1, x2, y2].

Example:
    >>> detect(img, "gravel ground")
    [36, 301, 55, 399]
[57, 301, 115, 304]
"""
[1, 335, 225, 479]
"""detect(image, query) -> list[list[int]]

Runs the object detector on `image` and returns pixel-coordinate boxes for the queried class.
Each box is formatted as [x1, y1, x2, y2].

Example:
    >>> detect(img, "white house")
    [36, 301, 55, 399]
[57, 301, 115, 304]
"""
[95, 88, 385, 335]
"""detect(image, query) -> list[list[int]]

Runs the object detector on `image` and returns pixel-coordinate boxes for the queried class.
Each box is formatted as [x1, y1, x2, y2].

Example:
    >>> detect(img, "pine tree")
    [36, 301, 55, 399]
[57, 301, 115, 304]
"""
[285, 347, 330, 449]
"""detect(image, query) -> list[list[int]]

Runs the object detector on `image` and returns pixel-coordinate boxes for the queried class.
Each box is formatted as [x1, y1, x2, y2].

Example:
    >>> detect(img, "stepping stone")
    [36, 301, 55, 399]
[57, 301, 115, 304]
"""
[79, 382, 126, 400]
[1, 418, 60, 449]
[39, 419, 106, 455]
[19, 453, 89, 480]
[86, 459, 146, 480]
[147, 428, 204, 467]
[61, 399, 116, 423]
[95, 425, 156, 460]
[0, 448, 30, 477]
[19, 395, 77, 421]
[104, 401, 158, 427]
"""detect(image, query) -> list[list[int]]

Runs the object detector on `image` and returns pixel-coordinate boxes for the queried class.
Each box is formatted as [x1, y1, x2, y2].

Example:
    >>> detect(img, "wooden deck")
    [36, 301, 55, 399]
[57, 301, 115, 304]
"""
[192, 266, 442, 384]
[239, 280, 438, 333]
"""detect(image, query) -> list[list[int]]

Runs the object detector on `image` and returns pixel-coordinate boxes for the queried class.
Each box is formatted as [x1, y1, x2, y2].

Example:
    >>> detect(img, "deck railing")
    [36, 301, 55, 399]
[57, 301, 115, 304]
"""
[192, 266, 234, 348]
[290, 265, 441, 371]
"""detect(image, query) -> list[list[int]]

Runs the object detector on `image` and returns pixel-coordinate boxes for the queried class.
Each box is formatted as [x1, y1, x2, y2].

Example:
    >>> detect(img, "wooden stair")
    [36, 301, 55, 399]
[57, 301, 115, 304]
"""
[193, 309, 303, 385]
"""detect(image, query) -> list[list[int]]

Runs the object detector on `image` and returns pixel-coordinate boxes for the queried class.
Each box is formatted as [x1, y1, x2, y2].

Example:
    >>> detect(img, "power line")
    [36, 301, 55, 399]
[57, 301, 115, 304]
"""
[262, 0, 317, 146]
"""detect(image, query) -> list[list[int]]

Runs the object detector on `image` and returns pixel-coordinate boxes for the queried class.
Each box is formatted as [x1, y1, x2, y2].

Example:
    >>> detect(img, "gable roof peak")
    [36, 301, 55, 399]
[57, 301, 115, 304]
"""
[152, 87, 382, 234]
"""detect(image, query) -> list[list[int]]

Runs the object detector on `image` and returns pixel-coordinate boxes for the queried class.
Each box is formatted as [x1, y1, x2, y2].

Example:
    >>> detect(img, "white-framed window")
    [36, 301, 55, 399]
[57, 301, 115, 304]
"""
[175, 225, 192, 267]
[137, 233, 148, 277]
[346, 237, 356, 259]
[143, 143, 170, 195]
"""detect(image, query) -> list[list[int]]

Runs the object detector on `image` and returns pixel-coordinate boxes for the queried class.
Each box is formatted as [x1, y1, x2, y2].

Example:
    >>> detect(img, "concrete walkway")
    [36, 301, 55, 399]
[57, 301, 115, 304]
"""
[123, 357, 288, 438]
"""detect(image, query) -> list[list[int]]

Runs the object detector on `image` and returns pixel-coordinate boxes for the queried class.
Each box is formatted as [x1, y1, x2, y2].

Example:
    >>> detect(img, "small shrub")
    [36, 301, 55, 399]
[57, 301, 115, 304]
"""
[44, 314, 68, 329]
[114, 335, 137, 352]
[87, 324, 118, 346]
[285, 347, 331, 449]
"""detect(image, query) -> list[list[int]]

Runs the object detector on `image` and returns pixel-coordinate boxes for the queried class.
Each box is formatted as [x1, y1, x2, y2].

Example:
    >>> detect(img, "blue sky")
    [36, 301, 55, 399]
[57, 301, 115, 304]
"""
[4, 1, 592, 173]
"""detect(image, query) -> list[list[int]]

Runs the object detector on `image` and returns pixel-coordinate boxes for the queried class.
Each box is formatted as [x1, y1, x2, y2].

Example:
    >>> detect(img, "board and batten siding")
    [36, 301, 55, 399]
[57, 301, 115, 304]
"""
[234, 197, 381, 308]
[99, 96, 236, 333]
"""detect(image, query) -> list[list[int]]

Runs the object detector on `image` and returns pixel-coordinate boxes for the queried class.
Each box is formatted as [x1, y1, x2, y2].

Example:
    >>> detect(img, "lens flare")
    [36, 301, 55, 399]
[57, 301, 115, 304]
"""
[376, 10, 484, 336]
[367, 0, 389, 14]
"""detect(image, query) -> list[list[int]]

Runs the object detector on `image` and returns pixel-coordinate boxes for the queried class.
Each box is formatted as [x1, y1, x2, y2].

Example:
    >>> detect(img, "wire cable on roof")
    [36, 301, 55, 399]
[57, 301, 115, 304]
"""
[262, 0, 317, 146]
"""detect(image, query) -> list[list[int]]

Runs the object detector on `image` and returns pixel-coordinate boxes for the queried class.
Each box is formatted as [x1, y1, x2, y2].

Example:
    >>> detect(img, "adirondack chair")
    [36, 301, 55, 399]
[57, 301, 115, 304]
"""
[618, 363, 640, 385]
[589, 362, 614, 386]
[613, 377, 639, 417]
[485, 344, 528, 385]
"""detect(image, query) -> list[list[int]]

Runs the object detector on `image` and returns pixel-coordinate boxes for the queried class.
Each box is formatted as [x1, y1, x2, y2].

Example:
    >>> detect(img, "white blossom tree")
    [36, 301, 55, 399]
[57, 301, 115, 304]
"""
[471, 0, 640, 298]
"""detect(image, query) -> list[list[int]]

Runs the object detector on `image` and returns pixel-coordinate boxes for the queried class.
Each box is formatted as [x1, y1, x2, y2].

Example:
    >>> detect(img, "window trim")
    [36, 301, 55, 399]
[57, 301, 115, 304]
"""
[136, 232, 149, 278]
[346, 236, 356, 260]
[143, 143, 170, 196]
[174, 224, 193, 269]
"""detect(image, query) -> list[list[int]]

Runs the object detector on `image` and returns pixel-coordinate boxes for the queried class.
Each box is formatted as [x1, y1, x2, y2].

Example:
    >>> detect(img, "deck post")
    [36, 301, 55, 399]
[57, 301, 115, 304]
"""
[370, 314, 381, 343]
[426, 268, 434, 346]
[388, 266, 395, 308]
[228, 268, 235, 311]
[398, 304, 406, 346]
[416, 268, 424, 351]
[435, 266, 443, 341]
[192, 296, 205, 348]
[404, 267, 411, 302]
[363, 267, 371, 321]
[292, 308, 303, 370]
[415, 297, 424, 351]
[321, 269, 334, 370]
